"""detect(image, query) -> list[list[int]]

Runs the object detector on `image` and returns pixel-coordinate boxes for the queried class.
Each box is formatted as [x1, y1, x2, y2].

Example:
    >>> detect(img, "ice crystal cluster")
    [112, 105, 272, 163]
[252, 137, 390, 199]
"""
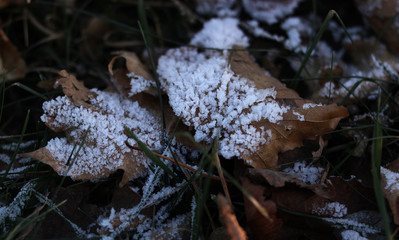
[41, 89, 162, 178]
[158, 18, 290, 158]
[283, 161, 324, 184]
[312, 201, 348, 218]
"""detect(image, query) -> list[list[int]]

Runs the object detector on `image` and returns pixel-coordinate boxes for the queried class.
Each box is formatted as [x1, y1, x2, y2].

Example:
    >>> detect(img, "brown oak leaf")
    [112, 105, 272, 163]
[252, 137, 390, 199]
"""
[21, 71, 163, 186]
[108, 51, 157, 97]
[158, 45, 348, 169]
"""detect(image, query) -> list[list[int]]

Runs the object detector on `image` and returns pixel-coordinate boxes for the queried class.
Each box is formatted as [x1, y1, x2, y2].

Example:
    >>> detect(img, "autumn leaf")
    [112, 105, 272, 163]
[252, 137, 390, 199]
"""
[380, 158, 399, 225]
[216, 194, 247, 240]
[241, 177, 282, 240]
[20, 70, 163, 186]
[157, 18, 348, 169]
[108, 51, 157, 97]
[0, 28, 26, 82]
[355, 0, 399, 56]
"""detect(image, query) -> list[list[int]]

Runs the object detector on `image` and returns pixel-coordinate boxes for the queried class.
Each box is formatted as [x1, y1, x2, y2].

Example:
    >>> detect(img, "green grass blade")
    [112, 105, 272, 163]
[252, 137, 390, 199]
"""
[371, 89, 392, 240]
[124, 127, 178, 180]
[137, 1, 167, 141]
[294, 10, 353, 83]
[7, 82, 48, 100]
[5, 200, 67, 240]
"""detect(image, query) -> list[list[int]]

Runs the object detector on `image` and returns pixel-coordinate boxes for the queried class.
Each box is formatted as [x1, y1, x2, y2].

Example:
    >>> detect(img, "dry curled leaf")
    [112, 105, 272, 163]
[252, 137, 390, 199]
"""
[21, 71, 162, 186]
[0, 28, 26, 82]
[217, 194, 247, 240]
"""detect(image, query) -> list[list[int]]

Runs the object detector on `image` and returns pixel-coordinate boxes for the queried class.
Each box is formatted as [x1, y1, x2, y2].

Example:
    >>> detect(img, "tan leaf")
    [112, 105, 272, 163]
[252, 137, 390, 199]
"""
[158, 44, 348, 169]
[241, 177, 282, 240]
[217, 194, 247, 240]
[21, 71, 163, 186]
[230, 49, 349, 168]
[108, 51, 157, 97]
[380, 158, 399, 225]
[0, 28, 26, 82]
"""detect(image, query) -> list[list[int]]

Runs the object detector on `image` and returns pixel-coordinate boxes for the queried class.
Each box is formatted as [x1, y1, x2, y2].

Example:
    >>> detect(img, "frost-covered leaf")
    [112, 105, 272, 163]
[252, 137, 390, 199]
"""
[0, 28, 26, 82]
[380, 158, 399, 225]
[312, 39, 399, 104]
[158, 18, 348, 168]
[242, 0, 303, 25]
[217, 194, 247, 240]
[21, 71, 163, 186]
[355, 0, 399, 55]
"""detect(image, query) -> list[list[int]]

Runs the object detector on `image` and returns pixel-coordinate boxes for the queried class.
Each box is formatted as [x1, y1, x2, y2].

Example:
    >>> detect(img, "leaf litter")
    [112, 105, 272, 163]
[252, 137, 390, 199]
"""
[2, 0, 399, 239]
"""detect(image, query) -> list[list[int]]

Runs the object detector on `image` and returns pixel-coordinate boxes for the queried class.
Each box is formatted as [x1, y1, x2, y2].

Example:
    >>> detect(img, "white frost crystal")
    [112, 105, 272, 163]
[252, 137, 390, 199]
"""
[190, 18, 249, 49]
[41, 90, 162, 178]
[158, 18, 289, 159]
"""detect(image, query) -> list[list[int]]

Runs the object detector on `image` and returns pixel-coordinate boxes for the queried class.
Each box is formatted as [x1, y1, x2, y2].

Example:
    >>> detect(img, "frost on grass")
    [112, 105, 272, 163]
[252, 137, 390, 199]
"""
[21, 71, 162, 186]
[97, 168, 190, 239]
[158, 18, 348, 168]
[341, 230, 368, 240]
[0, 181, 36, 231]
[280, 14, 399, 104]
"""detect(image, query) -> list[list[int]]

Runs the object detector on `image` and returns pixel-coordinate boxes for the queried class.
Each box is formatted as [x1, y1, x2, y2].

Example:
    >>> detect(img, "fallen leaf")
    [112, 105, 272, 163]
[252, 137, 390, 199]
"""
[158, 39, 348, 169]
[380, 158, 399, 225]
[20, 71, 163, 186]
[0, 28, 26, 82]
[241, 177, 282, 240]
[242, 0, 303, 25]
[355, 0, 399, 55]
[312, 39, 399, 104]
[231, 49, 349, 168]
[108, 51, 157, 97]
[55, 70, 97, 108]
[217, 193, 247, 240]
